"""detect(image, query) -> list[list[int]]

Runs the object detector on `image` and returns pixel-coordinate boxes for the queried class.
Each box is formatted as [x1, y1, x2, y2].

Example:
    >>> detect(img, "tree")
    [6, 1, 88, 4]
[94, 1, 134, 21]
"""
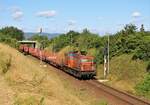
[0, 26, 24, 40]
[132, 42, 150, 61]
[116, 24, 137, 36]
[82, 28, 90, 34]
[122, 24, 137, 35]
[66, 30, 80, 45]
[30, 34, 48, 41]
[29, 34, 49, 48]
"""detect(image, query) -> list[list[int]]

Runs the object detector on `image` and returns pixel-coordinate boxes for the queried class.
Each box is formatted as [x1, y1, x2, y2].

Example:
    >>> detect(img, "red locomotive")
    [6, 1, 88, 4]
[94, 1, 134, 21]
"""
[19, 45, 96, 79]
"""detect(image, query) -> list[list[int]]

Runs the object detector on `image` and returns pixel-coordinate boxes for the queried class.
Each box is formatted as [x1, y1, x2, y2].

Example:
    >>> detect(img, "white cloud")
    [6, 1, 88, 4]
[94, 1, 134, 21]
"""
[132, 11, 141, 18]
[36, 10, 56, 18]
[12, 11, 23, 20]
[10, 6, 23, 21]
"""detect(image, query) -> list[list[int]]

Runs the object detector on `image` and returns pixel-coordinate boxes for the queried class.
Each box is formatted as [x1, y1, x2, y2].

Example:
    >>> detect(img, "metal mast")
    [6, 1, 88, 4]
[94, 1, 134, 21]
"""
[103, 33, 110, 79]
[107, 33, 110, 74]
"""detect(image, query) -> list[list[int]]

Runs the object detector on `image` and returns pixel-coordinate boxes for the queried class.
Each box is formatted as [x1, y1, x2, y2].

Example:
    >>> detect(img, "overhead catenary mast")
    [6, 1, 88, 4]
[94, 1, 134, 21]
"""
[68, 20, 75, 52]
[104, 50, 107, 79]
[68, 23, 72, 51]
[107, 33, 110, 74]
[103, 32, 110, 79]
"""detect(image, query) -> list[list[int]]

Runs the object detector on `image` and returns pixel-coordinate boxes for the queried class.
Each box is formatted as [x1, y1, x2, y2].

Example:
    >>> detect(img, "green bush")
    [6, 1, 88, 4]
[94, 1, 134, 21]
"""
[0, 26, 24, 40]
[94, 48, 104, 64]
[0, 37, 19, 48]
[133, 42, 150, 61]
[0, 30, 20, 48]
[135, 74, 150, 99]
[29, 34, 50, 49]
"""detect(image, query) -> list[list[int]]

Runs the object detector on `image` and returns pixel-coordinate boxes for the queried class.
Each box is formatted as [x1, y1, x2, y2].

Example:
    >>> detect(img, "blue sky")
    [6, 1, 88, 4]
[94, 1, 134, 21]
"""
[0, 0, 150, 34]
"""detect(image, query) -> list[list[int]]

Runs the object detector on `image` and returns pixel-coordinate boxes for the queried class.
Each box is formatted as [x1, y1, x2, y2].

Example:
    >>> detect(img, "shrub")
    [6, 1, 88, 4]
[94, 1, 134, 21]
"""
[135, 74, 150, 99]
[133, 42, 150, 61]
[0, 36, 19, 48]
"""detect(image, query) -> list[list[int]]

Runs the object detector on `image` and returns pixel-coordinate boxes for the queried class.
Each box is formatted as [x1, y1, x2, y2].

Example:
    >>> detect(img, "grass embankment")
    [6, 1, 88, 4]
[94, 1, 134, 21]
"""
[0, 43, 105, 105]
[97, 54, 148, 93]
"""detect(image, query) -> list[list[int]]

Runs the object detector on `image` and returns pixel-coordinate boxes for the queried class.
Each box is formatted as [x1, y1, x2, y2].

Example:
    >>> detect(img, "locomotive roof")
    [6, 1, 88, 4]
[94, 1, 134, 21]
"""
[68, 51, 94, 59]
[79, 55, 94, 59]
[18, 40, 37, 44]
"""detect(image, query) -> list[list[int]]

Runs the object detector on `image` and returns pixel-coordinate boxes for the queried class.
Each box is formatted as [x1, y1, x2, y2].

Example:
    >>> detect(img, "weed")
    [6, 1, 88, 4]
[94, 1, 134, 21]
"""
[92, 99, 108, 105]
[13, 96, 38, 105]
[39, 97, 45, 105]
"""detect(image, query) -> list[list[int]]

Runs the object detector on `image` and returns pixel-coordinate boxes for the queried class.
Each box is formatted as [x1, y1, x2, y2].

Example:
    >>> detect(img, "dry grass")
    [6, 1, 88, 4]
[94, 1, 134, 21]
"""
[97, 54, 147, 93]
[87, 48, 97, 56]
[0, 43, 101, 105]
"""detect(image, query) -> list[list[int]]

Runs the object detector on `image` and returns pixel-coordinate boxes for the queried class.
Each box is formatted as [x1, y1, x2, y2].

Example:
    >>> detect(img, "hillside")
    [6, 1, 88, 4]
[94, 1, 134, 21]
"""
[97, 54, 148, 93]
[0, 43, 102, 105]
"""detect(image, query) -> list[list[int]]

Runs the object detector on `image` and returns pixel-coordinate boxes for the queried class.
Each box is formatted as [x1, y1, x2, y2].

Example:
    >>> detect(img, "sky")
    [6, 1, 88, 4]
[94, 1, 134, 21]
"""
[0, 0, 150, 35]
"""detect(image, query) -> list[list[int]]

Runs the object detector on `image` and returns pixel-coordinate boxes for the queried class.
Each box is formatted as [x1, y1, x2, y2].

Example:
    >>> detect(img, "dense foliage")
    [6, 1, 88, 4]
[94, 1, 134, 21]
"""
[51, 31, 80, 51]
[135, 74, 150, 99]
[0, 26, 24, 40]
[29, 34, 49, 48]
[0, 26, 24, 47]
[133, 41, 150, 61]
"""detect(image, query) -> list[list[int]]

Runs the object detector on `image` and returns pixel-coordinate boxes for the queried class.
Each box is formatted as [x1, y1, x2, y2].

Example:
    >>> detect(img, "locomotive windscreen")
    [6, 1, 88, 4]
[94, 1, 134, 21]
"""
[81, 59, 93, 62]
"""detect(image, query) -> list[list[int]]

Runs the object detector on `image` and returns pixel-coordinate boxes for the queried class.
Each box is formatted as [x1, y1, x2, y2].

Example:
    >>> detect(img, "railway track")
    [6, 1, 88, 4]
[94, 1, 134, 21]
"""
[87, 80, 150, 105]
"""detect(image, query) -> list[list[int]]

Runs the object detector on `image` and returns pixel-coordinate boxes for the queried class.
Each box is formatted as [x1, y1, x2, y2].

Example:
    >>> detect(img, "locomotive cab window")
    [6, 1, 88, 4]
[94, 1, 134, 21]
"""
[81, 59, 93, 62]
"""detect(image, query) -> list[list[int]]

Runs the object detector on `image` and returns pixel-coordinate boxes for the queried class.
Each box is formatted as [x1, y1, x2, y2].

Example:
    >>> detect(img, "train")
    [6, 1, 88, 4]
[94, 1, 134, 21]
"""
[19, 44, 96, 79]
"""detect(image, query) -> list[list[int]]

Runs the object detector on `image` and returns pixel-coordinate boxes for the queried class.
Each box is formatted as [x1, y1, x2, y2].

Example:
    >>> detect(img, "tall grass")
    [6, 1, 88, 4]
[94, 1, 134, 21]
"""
[0, 52, 12, 74]
[97, 54, 147, 93]
[0, 43, 101, 105]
